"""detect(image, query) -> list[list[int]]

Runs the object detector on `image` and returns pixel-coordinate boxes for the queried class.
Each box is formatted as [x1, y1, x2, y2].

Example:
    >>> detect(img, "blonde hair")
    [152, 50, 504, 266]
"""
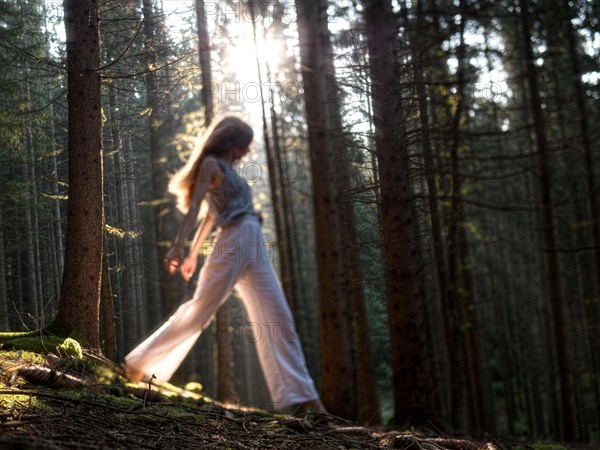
[168, 116, 254, 213]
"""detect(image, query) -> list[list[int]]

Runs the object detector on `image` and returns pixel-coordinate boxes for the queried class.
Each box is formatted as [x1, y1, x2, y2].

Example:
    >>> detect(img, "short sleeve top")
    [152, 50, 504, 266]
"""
[205, 156, 261, 228]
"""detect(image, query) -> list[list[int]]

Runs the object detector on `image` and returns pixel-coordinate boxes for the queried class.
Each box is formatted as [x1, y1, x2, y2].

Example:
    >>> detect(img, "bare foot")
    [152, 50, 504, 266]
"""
[303, 399, 328, 415]
[291, 399, 329, 416]
[123, 363, 144, 383]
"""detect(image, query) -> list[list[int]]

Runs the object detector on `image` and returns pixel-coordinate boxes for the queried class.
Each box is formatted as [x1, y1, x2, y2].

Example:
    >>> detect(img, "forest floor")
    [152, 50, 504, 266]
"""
[0, 348, 590, 450]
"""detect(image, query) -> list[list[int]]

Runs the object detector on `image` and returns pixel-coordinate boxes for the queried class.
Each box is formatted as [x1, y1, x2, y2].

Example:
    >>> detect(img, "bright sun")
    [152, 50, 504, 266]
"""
[163, 1, 287, 123]
[225, 18, 286, 90]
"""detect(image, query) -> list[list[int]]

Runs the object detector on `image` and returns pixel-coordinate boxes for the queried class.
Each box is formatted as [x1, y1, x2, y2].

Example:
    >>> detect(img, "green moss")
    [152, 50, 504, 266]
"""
[2, 335, 83, 358]
[0, 384, 52, 414]
[184, 381, 203, 392]
[56, 337, 83, 359]
[0, 350, 46, 366]
[0, 330, 42, 344]
[515, 444, 568, 450]
[67, 391, 141, 409]
[2, 335, 65, 354]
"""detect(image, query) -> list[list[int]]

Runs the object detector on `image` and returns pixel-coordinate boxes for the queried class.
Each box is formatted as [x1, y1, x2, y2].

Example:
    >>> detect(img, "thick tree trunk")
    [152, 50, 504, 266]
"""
[316, 4, 380, 423]
[55, 0, 103, 348]
[363, 0, 432, 425]
[295, 0, 355, 419]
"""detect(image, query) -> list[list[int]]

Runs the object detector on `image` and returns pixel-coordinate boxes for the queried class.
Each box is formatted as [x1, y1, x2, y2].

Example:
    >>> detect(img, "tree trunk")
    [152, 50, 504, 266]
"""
[48, 85, 64, 303]
[24, 63, 44, 323]
[125, 136, 148, 336]
[101, 246, 117, 360]
[409, 0, 451, 420]
[316, 5, 380, 424]
[248, 9, 291, 303]
[295, 0, 355, 419]
[21, 158, 39, 324]
[0, 204, 8, 330]
[520, 0, 576, 440]
[562, 2, 600, 416]
[21, 62, 39, 324]
[363, 0, 432, 425]
[142, 0, 182, 317]
[216, 305, 238, 403]
[269, 102, 298, 308]
[54, 0, 103, 348]
[447, 0, 485, 431]
[196, 0, 214, 124]
[195, 0, 238, 401]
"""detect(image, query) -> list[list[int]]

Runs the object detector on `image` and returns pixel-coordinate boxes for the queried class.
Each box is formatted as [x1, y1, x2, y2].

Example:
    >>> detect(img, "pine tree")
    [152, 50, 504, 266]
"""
[52, 0, 104, 348]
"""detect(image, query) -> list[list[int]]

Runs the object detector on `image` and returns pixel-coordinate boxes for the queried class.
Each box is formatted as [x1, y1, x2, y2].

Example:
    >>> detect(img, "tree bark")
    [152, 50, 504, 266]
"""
[24, 63, 44, 323]
[54, 0, 103, 348]
[196, 0, 214, 124]
[562, 2, 600, 412]
[48, 85, 64, 302]
[142, 0, 183, 318]
[520, 0, 576, 440]
[362, 0, 432, 424]
[101, 246, 117, 360]
[0, 204, 8, 330]
[316, 5, 380, 424]
[447, 0, 485, 431]
[295, 0, 355, 419]
[408, 0, 451, 420]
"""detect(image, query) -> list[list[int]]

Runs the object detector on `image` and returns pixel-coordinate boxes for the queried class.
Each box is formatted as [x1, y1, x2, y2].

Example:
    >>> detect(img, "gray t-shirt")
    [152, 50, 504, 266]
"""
[205, 156, 260, 228]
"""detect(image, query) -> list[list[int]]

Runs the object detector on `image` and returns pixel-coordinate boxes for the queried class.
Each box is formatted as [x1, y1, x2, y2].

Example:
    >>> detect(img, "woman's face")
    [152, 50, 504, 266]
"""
[232, 145, 250, 160]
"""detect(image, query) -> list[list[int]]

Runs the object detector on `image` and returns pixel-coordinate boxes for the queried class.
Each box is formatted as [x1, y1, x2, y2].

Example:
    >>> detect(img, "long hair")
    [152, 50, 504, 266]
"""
[168, 116, 254, 214]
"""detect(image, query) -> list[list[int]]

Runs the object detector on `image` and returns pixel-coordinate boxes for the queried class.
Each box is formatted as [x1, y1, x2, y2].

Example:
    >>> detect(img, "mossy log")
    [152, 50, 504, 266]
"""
[0, 330, 45, 344]
[1, 335, 83, 358]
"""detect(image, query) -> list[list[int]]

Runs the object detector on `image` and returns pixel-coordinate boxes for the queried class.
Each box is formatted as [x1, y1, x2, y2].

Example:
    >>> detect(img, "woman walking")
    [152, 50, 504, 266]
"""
[124, 116, 326, 414]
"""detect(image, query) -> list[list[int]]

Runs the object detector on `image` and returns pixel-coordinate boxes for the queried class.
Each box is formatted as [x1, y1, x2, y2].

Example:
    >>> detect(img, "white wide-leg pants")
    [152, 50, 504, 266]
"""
[124, 215, 319, 408]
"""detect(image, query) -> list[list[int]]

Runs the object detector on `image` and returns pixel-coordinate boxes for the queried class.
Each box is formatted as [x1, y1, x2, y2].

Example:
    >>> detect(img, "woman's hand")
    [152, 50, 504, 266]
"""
[181, 255, 198, 282]
[165, 244, 185, 275]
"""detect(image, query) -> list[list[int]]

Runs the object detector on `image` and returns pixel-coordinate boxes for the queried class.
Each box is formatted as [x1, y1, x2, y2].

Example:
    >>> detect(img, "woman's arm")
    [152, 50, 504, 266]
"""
[165, 156, 221, 275]
[189, 211, 216, 257]
[180, 211, 215, 281]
